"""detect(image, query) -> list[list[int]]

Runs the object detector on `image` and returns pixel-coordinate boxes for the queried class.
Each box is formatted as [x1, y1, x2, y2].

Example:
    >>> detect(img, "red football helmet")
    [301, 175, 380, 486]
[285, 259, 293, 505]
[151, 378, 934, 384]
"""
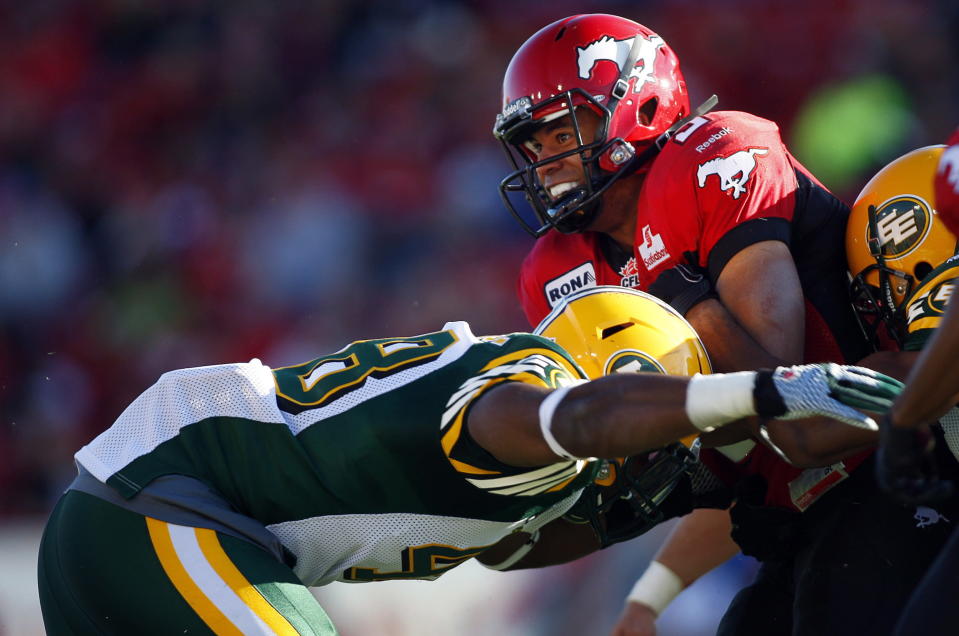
[934, 127, 959, 236]
[493, 14, 694, 236]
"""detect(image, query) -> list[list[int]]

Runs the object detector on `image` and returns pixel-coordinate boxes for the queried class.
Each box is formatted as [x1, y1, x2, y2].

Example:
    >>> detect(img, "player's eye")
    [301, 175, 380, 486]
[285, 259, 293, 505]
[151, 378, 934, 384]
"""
[523, 139, 543, 154]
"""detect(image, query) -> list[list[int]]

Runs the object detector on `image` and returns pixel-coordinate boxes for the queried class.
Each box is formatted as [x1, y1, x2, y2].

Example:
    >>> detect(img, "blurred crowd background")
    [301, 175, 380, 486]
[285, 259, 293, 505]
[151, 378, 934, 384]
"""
[0, 0, 956, 634]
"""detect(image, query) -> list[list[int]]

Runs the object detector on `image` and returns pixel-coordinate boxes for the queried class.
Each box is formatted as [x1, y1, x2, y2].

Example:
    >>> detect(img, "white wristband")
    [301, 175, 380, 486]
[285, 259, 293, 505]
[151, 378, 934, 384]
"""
[684, 372, 758, 432]
[626, 560, 684, 616]
[538, 382, 587, 460]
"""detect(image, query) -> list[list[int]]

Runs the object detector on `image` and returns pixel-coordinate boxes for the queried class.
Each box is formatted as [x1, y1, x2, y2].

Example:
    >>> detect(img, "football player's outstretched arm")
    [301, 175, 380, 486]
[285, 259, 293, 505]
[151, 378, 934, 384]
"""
[468, 364, 900, 468]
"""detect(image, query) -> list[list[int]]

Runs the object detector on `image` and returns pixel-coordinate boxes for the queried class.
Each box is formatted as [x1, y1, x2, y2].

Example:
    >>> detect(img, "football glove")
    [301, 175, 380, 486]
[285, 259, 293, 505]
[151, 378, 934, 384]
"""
[876, 415, 955, 505]
[753, 363, 904, 430]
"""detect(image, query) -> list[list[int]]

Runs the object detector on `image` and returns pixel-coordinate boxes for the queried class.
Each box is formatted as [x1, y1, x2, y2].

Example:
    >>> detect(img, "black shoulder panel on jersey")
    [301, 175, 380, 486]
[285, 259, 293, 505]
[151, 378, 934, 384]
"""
[706, 216, 791, 281]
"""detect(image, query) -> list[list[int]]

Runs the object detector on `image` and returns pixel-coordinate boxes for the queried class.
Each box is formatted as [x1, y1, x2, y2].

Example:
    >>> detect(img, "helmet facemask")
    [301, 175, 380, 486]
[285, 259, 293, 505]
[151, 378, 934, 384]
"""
[848, 204, 915, 348]
[494, 15, 710, 238]
[564, 444, 697, 548]
[494, 90, 640, 237]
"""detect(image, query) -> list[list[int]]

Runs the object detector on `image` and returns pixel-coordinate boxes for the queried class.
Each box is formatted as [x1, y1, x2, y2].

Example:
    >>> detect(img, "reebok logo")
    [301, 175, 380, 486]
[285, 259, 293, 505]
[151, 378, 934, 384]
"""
[545, 263, 597, 306]
[695, 127, 733, 153]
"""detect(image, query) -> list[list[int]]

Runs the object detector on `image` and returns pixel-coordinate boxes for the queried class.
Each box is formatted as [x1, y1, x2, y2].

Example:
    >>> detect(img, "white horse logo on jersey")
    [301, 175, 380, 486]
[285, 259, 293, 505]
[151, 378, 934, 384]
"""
[576, 34, 664, 92]
[697, 148, 769, 199]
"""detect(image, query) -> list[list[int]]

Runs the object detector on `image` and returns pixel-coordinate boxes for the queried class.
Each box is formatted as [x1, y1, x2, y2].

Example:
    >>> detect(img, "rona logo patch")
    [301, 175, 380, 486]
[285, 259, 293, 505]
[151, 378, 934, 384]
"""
[545, 262, 597, 306]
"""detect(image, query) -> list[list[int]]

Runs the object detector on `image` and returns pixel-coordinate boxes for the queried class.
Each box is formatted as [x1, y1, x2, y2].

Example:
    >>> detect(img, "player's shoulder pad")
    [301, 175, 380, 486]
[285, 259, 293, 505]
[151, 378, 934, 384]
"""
[477, 332, 585, 376]
[663, 110, 784, 157]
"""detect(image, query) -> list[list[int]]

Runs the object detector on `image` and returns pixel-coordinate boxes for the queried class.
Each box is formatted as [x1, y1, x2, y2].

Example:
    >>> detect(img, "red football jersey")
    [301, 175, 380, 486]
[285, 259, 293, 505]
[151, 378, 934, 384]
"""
[518, 231, 639, 326]
[935, 127, 959, 237]
[517, 110, 874, 511]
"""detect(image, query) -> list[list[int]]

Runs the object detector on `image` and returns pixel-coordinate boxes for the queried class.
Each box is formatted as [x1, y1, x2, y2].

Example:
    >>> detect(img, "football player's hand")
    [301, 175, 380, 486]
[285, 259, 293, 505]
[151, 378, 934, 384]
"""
[611, 601, 657, 636]
[876, 416, 954, 505]
[753, 363, 904, 430]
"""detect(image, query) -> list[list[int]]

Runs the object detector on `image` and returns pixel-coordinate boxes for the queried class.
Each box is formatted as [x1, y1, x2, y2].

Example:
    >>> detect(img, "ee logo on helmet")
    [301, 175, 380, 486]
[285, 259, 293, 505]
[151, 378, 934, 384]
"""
[605, 350, 666, 375]
[870, 195, 933, 259]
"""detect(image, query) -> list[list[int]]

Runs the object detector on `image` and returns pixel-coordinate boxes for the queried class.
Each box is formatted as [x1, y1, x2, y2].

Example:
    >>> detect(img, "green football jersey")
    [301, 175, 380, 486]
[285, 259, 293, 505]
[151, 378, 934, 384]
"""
[902, 255, 959, 351]
[75, 321, 598, 586]
[900, 255, 959, 464]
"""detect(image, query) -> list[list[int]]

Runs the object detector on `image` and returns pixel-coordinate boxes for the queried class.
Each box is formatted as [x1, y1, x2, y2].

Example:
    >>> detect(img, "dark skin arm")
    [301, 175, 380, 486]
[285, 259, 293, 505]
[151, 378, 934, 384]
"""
[610, 242, 805, 631]
[689, 239, 874, 466]
[466, 373, 701, 466]
[755, 350, 914, 467]
[466, 372, 720, 570]
[476, 518, 600, 570]
[687, 241, 804, 372]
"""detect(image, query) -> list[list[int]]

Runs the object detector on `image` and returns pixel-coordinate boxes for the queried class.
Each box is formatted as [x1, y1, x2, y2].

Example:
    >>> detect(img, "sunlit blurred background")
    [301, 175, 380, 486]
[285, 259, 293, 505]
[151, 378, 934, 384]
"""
[1, 1, 956, 634]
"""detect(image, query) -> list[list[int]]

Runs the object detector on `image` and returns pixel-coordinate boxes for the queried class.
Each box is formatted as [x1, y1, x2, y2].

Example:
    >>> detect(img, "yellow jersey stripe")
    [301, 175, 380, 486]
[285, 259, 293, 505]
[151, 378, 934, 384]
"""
[146, 518, 242, 636]
[911, 317, 943, 332]
[447, 457, 501, 475]
[195, 527, 299, 636]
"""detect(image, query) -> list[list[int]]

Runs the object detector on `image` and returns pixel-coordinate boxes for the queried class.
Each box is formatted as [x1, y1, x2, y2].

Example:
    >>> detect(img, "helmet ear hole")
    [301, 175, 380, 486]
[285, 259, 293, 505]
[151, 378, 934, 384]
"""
[638, 98, 659, 126]
[601, 322, 633, 339]
[914, 261, 933, 281]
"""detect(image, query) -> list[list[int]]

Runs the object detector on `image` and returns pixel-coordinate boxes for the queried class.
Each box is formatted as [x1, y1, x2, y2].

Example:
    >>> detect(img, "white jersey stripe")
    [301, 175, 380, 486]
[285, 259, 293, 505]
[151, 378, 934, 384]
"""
[482, 466, 580, 496]
[168, 524, 276, 635]
[464, 460, 576, 489]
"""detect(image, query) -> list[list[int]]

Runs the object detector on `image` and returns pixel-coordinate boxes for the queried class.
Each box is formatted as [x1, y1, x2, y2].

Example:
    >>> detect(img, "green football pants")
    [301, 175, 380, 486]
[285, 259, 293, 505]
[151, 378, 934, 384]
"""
[38, 490, 338, 635]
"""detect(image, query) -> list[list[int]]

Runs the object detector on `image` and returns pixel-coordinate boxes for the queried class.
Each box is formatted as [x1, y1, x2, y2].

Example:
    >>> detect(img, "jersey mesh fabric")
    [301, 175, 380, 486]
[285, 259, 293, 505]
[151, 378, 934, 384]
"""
[268, 490, 581, 586]
[939, 408, 959, 463]
[74, 360, 285, 483]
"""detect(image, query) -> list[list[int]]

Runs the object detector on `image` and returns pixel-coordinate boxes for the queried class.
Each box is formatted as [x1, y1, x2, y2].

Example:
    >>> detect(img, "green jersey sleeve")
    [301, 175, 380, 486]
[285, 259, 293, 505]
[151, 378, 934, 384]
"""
[440, 333, 592, 496]
[902, 256, 959, 351]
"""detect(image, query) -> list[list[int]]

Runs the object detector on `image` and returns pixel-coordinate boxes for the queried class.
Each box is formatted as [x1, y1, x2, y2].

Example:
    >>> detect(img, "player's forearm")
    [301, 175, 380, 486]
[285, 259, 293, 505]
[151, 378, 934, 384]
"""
[652, 508, 739, 586]
[762, 416, 877, 467]
[506, 518, 601, 569]
[686, 298, 792, 372]
[554, 373, 701, 458]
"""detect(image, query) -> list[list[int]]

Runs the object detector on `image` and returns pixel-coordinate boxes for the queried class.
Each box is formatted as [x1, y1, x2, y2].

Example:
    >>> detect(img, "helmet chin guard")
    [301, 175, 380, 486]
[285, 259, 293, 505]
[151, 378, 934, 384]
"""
[563, 444, 697, 548]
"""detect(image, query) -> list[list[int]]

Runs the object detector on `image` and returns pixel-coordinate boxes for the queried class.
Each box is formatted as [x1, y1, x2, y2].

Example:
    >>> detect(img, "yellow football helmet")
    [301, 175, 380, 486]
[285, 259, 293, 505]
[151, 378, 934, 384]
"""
[847, 145, 958, 345]
[534, 286, 713, 548]
[533, 285, 712, 380]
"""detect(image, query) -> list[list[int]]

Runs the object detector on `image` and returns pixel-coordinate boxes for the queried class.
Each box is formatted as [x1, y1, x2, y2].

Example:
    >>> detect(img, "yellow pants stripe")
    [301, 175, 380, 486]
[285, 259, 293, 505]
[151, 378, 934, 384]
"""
[194, 527, 298, 635]
[146, 517, 243, 635]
